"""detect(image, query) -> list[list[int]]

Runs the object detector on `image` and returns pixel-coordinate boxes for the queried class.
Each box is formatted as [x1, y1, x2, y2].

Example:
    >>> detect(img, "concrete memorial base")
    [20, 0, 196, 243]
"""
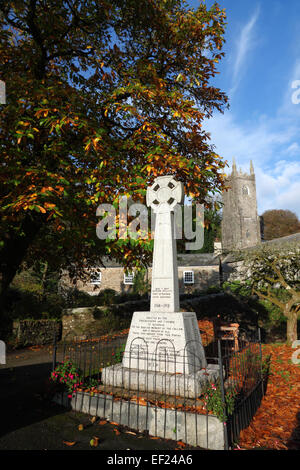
[53, 390, 225, 450]
[101, 362, 220, 399]
[101, 311, 219, 399]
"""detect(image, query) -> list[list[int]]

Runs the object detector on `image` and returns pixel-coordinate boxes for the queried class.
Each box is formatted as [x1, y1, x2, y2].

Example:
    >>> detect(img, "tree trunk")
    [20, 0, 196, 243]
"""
[0, 212, 45, 307]
[286, 311, 298, 346]
[40, 261, 48, 302]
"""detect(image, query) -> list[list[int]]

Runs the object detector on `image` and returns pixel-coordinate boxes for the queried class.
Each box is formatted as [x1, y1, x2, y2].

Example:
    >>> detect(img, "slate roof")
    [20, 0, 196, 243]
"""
[101, 253, 220, 268]
[221, 231, 300, 263]
[99, 232, 300, 268]
[177, 253, 220, 267]
[262, 231, 300, 245]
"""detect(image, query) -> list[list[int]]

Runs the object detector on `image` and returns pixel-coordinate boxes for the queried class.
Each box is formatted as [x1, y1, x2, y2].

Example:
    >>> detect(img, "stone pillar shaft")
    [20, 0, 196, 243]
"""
[150, 208, 180, 313]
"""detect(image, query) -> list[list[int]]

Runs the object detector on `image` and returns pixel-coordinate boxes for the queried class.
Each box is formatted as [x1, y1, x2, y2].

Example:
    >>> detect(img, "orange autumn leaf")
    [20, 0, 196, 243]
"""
[37, 206, 46, 213]
[131, 396, 147, 406]
[177, 440, 186, 448]
[63, 441, 76, 446]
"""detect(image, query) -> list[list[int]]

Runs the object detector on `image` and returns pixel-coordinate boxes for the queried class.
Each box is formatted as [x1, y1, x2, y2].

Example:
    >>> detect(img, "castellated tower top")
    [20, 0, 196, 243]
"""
[230, 158, 255, 178]
[221, 159, 261, 251]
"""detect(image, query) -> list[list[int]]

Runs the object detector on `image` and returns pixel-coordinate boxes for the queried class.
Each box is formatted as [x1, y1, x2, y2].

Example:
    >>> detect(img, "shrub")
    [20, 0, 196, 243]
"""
[222, 280, 252, 298]
[201, 380, 237, 422]
[132, 268, 150, 297]
[50, 360, 83, 398]
[222, 280, 288, 340]
[100, 288, 117, 305]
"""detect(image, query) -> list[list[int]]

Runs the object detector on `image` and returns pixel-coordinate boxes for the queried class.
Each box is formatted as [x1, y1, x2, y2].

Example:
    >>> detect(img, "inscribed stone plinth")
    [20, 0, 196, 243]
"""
[122, 311, 207, 374]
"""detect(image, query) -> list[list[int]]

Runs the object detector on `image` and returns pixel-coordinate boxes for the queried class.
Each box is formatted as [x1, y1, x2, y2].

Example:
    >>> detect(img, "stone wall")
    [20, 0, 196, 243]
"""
[62, 299, 150, 341]
[221, 260, 249, 283]
[62, 307, 98, 340]
[61, 291, 259, 341]
[13, 319, 61, 346]
[178, 266, 220, 293]
[61, 289, 258, 342]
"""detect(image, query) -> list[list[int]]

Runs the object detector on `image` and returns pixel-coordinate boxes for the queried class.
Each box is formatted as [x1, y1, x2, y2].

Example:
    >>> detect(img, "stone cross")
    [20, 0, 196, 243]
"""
[102, 174, 210, 384]
[146, 175, 184, 313]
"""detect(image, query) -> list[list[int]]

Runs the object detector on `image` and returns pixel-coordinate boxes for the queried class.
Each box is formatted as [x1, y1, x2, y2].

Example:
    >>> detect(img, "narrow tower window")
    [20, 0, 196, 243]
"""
[242, 185, 249, 196]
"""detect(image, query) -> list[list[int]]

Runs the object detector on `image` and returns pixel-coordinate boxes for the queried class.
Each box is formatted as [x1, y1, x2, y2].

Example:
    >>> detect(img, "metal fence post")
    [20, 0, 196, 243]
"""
[258, 328, 264, 397]
[218, 339, 229, 450]
[52, 331, 57, 372]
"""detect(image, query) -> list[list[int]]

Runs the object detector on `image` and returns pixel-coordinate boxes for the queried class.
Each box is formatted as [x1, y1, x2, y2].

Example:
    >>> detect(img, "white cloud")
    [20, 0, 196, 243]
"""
[256, 161, 300, 216]
[205, 112, 296, 166]
[286, 142, 300, 155]
[230, 5, 260, 96]
[203, 112, 300, 218]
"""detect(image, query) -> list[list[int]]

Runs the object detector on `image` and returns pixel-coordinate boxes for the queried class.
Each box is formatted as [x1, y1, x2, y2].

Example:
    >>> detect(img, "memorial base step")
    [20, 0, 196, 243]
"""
[101, 363, 220, 399]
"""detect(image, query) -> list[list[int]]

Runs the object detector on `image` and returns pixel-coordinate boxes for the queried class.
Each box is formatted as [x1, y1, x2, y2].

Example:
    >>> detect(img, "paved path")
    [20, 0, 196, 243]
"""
[0, 345, 197, 452]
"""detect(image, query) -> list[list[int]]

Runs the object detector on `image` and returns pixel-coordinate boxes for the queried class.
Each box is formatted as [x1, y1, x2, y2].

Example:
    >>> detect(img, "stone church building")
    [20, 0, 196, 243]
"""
[221, 158, 261, 251]
[61, 160, 299, 296]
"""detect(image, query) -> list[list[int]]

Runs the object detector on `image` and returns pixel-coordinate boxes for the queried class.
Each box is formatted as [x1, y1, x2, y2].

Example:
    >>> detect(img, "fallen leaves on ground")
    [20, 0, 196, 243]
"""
[238, 344, 300, 450]
[74, 329, 130, 345]
[197, 319, 215, 345]
[63, 440, 76, 446]
[130, 396, 148, 406]
[176, 440, 186, 448]
[90, 436, 100, 447]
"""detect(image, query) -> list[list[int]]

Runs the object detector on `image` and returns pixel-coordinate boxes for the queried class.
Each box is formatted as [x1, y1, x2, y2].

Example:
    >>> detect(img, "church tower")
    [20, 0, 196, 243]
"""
[221, 159, 261, 251]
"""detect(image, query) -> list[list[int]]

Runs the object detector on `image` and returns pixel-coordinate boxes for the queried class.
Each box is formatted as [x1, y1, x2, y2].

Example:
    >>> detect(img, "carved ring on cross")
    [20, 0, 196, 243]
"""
[146, 175, 184, 212]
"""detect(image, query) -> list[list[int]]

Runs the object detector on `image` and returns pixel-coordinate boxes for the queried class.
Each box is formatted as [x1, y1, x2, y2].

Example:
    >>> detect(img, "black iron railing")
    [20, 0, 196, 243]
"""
[52, 328, 265, 449]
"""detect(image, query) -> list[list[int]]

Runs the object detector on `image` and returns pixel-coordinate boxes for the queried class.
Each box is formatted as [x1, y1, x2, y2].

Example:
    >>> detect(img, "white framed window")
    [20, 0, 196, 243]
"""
[90, 270, 102, 285]
[124, 272, 134, 285]
[183, 270, 194, 284]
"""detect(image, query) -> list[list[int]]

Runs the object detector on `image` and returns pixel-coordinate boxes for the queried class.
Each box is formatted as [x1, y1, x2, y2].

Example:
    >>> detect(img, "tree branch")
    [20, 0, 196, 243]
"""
[270, 259, 298, 296]
[252, 287, 285, 311]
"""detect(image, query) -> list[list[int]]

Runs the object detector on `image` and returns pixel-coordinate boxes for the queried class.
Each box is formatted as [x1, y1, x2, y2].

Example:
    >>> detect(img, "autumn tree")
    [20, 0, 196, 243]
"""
[235, 243, 300, 345]
[261, 209, 300, 241]
[0, 0, 229, 303]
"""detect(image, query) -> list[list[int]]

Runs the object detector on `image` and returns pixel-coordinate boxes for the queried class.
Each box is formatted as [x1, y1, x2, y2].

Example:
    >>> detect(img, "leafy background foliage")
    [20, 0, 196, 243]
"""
[0, 0, 229, 300]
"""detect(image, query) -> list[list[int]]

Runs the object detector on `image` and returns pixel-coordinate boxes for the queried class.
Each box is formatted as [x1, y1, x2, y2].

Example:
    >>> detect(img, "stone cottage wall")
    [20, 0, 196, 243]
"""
[60, 265, 221, 296]
[60, 267, 136, 296]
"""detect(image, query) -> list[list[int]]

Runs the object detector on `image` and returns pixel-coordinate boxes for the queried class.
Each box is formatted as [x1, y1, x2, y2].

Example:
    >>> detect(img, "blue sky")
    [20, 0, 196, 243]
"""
[188, 0, 300, 218]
